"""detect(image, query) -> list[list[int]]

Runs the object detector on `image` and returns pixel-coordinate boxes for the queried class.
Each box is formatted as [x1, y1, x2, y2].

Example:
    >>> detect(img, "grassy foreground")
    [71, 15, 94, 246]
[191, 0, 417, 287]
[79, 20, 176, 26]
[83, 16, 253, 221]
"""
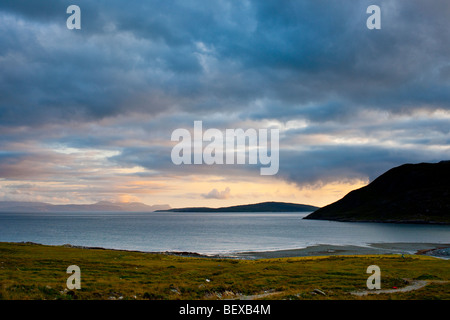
[0, 242, 449, 300]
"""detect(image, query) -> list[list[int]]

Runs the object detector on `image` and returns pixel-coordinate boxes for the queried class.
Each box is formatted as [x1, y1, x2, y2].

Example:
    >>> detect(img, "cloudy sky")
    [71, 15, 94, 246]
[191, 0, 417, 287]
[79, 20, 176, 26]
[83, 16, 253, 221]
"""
[0, 0, 449, 208]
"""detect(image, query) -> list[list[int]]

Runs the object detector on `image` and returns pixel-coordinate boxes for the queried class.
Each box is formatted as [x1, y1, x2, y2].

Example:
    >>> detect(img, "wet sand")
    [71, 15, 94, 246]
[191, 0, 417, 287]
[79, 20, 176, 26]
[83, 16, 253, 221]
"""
[229, 243, 450, 260]
[14, 241, 450, 260]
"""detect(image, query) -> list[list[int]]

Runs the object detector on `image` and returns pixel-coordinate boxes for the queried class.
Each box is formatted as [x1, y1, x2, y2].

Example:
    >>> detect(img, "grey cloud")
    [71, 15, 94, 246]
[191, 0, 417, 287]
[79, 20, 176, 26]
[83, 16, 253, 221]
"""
[0, 0, 449, 196]
[277, 145, 448, 187]
[1, 0, 449, 127]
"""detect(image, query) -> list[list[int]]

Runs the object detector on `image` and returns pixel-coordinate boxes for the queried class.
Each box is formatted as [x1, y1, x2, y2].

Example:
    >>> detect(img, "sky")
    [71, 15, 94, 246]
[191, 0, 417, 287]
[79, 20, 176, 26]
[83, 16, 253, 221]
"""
[0, 0, 449, 208]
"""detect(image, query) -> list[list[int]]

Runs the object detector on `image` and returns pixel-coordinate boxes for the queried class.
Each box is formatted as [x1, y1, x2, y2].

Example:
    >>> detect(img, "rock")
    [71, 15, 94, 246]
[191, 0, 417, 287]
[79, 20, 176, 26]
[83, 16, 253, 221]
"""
[170, 288, 181, 295]
[312, 289, 326, 296]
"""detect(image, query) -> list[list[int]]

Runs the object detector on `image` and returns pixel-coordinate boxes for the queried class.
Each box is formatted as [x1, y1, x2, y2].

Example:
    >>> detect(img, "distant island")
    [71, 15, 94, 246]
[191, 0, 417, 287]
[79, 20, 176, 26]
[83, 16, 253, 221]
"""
[155, 201, 319, 213]
[304, 161, 450, 224]
[0, 201, 170, 213]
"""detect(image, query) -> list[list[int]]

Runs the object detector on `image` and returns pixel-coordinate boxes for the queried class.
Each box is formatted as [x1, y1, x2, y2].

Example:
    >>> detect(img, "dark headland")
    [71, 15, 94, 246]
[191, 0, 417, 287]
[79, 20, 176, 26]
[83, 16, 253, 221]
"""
[155, 201, 319, 213]
[304, 161, 450, 224]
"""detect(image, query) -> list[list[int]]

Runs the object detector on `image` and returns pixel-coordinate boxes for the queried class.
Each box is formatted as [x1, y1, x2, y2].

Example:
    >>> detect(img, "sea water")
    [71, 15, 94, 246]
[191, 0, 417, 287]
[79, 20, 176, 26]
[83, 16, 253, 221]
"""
[0, 211, 448, 255]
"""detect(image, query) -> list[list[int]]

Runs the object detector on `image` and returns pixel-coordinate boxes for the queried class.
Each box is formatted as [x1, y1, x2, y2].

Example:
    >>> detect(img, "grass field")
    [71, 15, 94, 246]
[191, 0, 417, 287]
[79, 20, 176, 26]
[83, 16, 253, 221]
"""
[0, 242, 449, 300]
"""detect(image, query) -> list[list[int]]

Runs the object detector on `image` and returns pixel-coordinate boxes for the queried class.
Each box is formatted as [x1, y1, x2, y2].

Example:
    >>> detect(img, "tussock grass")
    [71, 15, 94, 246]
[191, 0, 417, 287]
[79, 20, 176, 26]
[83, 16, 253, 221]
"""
[0, 242, 448, 300]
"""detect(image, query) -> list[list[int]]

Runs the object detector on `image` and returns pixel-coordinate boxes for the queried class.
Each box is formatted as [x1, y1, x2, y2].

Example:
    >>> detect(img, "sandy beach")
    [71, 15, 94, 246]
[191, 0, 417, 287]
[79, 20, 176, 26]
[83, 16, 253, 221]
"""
[226, 242, 450, 260]
[18, 241, 450, 260]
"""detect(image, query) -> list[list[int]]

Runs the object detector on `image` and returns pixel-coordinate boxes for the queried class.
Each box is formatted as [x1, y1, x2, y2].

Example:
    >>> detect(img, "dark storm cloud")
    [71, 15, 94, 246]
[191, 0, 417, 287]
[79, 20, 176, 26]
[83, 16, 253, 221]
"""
[1, 0, 449, 126]
[0, 0, 449, 190]
[277, 145, 446, 187]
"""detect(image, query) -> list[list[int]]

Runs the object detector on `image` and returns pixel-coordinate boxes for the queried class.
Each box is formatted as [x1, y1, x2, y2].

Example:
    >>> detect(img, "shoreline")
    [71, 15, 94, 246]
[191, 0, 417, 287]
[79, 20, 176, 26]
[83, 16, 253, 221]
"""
[232, 243, 450, 260]
[9, 241, 450, 260]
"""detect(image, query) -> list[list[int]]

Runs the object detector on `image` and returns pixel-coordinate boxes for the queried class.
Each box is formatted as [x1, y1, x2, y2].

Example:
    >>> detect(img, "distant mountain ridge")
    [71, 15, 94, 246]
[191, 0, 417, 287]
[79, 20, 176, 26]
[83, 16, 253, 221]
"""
[156, 201, 319, 213]
[304, 161, 450, 224]
[0, 201, 170, 213]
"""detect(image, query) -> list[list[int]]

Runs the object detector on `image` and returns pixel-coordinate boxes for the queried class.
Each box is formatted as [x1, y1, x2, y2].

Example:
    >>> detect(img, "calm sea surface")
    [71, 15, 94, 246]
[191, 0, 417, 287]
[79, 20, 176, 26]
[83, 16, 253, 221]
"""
[0, 212, 449, 255]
